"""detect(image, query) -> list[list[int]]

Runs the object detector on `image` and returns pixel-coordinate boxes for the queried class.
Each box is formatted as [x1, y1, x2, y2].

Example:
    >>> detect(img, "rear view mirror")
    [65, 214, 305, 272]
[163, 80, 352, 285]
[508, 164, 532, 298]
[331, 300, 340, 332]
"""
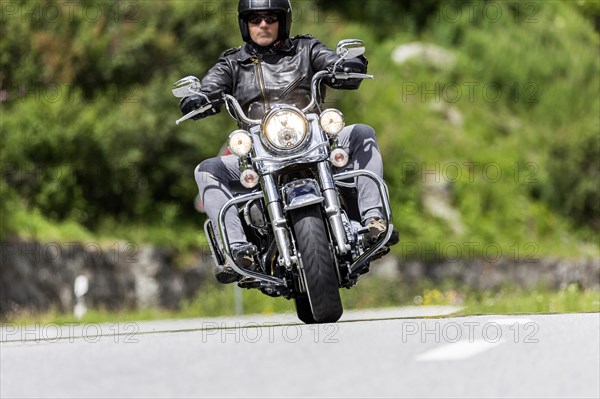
[336, 39, 365, 60]
[172, 76, 201, 98]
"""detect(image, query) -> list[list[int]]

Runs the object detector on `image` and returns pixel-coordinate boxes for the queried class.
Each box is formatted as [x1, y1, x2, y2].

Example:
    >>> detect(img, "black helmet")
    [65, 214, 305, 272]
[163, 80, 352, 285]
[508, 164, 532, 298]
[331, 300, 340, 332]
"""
[238, 0, 292, 43]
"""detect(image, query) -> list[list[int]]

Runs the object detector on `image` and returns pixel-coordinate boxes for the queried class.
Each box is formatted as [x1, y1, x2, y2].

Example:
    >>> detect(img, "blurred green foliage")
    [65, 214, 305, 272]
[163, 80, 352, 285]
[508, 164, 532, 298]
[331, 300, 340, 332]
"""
[1, 0, 598, 259]
[1, 0, 242, 243]
[5, 278, 599, 325]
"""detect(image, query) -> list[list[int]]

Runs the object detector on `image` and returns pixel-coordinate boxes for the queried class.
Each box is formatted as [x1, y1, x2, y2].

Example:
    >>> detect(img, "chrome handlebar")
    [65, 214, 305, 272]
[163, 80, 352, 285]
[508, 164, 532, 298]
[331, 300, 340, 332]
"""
[175, 71, 373, 126]
[301, 71, 373, 113]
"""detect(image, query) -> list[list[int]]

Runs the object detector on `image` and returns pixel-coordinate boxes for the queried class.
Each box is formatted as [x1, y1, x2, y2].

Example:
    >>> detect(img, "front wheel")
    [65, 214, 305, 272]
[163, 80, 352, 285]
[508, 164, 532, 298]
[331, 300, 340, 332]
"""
[290, 205, 343, 323]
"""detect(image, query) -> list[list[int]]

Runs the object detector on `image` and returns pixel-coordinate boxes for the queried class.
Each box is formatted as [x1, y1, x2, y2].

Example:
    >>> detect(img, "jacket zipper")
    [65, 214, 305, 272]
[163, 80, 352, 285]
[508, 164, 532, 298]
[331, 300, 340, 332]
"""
[251, 56, 269, 110]
[279, 73, 306, 99]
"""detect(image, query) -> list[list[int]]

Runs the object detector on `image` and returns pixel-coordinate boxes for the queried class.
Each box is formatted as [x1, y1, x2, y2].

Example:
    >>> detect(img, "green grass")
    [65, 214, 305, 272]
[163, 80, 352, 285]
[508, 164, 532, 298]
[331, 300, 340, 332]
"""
[0, 201, 207, 255]
[459, 284, 600, 315]
[3, 279, 598, 326]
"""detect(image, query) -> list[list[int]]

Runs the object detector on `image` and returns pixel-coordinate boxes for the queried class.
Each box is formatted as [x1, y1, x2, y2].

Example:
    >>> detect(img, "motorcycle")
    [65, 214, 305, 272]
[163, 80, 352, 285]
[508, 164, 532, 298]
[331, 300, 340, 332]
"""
[172, 39, 396, 324]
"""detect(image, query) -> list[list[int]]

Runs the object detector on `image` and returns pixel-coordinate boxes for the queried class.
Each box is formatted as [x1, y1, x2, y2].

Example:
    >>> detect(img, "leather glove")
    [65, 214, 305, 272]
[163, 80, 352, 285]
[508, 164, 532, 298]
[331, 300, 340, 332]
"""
[179, 92, 222, 120]
[328, 55, 368, 90]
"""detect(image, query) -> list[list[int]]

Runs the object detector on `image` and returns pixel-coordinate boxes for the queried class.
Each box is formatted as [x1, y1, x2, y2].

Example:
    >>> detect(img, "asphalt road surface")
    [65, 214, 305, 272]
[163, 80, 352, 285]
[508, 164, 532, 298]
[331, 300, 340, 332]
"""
[1, 307, 599, 398]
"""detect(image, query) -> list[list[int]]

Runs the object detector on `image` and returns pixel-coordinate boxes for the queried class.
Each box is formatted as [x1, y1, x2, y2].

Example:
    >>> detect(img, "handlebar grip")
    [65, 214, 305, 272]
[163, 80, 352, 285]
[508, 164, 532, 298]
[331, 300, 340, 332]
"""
[206, 89, 224, 102]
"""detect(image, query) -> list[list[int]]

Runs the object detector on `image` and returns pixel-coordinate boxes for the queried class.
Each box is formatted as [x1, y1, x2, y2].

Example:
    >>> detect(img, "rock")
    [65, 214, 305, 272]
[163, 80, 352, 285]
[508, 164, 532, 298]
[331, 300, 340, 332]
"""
[421, 171, 466, 236]
[392, 42, 457, 69]
[1, 238, 598, 318]
[0, 239, 211, 318]
[393, 256, 600, 291]
[429, 102, 465, 127]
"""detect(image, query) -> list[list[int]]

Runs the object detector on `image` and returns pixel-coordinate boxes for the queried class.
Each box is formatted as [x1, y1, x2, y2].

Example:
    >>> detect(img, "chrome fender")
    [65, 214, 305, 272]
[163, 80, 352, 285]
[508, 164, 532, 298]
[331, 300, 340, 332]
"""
[282, 178, 324, 211]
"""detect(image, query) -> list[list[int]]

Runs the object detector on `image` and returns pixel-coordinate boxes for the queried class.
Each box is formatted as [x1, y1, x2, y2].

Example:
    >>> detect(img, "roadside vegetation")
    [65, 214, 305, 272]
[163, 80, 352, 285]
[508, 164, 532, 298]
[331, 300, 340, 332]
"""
[2, 0, 598, 255]
[4, 277, 599, 326]
[1, 0, 598, 320]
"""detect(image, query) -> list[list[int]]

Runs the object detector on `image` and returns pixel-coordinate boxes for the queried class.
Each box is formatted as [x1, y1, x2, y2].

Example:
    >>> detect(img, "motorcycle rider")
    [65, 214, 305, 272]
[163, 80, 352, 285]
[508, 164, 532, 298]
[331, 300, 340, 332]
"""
[181, 0, 394, 283]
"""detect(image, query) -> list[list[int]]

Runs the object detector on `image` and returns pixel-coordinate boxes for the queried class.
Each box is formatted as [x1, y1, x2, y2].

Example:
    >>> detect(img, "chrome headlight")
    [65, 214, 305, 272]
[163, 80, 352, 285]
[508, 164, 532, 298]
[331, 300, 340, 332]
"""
[319, 109, 345, 136]
[262, 106, 309, 152]
[228, 130, 252, 156]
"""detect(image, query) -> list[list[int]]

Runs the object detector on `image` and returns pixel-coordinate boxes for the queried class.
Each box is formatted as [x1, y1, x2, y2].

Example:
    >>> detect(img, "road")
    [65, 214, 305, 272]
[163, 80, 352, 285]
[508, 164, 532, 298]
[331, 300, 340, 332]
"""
[1, 307, 599, 398]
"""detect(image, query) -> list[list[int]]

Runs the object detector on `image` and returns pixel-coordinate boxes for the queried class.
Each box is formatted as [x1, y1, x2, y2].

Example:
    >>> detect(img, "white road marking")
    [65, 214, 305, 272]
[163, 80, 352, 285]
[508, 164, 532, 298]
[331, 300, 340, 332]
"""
[416, 339, 505, 361]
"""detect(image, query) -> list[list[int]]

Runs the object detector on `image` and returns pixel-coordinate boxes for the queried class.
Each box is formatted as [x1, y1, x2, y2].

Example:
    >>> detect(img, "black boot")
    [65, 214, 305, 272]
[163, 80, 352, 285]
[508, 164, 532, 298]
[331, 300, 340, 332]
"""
[214, 243, 257, 284]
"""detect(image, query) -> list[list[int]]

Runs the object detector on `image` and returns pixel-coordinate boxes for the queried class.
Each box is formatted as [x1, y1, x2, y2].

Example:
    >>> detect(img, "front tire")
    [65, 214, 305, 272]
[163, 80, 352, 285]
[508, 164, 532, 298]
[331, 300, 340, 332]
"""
[293, 295, 316, 324]
[290, 205, 343, 323]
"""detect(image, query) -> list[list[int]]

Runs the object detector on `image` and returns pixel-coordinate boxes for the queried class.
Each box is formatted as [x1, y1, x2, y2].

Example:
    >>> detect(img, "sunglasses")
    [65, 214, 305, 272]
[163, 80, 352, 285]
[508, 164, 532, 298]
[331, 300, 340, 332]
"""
[248, 14, 278, 25]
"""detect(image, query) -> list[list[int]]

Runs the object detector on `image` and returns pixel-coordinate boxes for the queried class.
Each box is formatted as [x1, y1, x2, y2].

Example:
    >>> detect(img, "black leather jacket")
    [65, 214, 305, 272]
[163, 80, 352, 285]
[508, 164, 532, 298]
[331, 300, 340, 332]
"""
[197, 35, 367, 119]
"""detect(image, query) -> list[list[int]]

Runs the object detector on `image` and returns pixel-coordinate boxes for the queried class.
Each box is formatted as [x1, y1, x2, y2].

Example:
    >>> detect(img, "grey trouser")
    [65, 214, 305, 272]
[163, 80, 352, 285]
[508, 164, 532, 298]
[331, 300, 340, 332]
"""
[195, 123, 384, 244]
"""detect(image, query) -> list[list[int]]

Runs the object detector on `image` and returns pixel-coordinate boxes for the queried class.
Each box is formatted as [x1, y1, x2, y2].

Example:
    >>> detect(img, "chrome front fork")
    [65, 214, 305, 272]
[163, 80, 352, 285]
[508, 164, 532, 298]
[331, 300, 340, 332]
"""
[261, 174, 295, 269]
[317, 161, 351, 255]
